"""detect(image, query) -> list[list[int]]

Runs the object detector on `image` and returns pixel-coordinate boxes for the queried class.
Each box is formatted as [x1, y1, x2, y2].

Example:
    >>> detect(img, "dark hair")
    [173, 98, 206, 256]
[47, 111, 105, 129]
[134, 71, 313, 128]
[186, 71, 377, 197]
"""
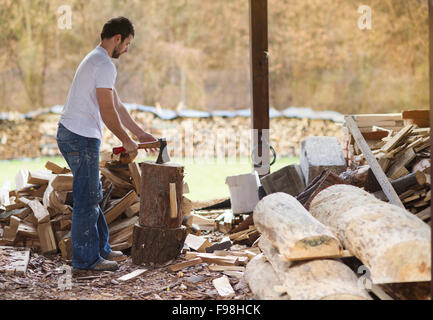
[100, 17, 134, 42]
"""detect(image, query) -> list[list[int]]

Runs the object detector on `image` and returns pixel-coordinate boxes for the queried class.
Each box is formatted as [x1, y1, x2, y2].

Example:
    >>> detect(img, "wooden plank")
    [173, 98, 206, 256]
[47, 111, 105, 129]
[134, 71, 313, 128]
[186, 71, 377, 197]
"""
[104, 190, 138, 225]
[0, 207, 31, 222]
[190, 213, 215, 228]
[184, 234, 211, 252]
[37, 222, 57, 254]
[2, 216, 20, 242]
[169, 183, 177, 219]
[386, 148, 416, 179]
[17, 221, 38, 238]
[0, 246, 31, 275]
[168, 258, 203, 272]
[128, 162, 141, 195]
[186, 252, 238, 265]
[117, 269, 147, 282]
[109, 216, 139, 235]
[212, 275, 235, 297]
[100, 168, 133, 189]
[26, 199, 50, 224]
[45, 161, 70, 174]
[124, 201, 140, 218]
[51, 174, 73, 191]
[353, 113, 402, 122]
[380, 125, 414, 153]
[345, 116, 404, 208]
[27, 170, 54, 186]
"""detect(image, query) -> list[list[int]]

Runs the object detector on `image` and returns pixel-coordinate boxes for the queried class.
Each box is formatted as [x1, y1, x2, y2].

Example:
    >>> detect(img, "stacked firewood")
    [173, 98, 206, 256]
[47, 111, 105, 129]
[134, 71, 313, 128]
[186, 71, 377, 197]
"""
[342, 111, 431, 218]
[0, 158, 143, 259]
[0, 112, 343, 160]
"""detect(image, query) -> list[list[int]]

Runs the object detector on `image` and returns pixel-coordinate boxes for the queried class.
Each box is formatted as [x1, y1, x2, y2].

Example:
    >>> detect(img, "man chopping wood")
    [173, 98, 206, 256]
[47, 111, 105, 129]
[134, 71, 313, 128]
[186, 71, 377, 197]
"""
[56, 17, 156, 271]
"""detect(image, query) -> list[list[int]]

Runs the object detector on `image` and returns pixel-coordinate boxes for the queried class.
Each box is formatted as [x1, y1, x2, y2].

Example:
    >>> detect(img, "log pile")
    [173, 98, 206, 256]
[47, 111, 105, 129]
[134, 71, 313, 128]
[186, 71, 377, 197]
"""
[0, 159, 144, 259]
[342, 112, 431, 217]
[0, 113, 343, 160]
[245, 192, 371, 300]
[245, 190, 431, 300]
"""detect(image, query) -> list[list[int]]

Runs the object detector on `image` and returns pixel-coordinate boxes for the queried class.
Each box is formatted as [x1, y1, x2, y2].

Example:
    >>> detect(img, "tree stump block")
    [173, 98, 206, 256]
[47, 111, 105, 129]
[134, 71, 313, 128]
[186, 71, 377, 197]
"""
[139, 162, 184, 228]
[131, 224, 187, 264]
[132, 161, 186, 265]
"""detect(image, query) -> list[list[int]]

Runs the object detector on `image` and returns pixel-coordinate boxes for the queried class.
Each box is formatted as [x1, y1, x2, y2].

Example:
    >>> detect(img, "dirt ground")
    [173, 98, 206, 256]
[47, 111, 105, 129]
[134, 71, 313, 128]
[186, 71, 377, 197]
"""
[0, 230, 254, 300]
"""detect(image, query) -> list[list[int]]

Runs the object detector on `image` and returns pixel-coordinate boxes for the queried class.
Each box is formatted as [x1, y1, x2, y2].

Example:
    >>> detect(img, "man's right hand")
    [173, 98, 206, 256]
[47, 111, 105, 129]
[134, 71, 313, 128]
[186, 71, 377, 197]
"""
[122, 136, 138, 154]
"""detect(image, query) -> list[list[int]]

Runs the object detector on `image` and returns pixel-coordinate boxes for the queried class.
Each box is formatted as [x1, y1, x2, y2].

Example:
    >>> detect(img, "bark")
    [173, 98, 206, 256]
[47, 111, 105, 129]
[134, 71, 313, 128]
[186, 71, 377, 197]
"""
[131, 224, 187, 265]
[309, 184, 431, 283]
[139, 161, 184, 228]
[254, 192, 342, 261]
[257, 236, 371, 300]
[244, 253, 290, 300]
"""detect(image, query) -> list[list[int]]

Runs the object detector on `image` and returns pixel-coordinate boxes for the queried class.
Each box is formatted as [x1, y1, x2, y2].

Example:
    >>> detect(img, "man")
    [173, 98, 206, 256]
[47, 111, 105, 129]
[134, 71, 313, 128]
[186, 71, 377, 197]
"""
[56, 17, 156, 271]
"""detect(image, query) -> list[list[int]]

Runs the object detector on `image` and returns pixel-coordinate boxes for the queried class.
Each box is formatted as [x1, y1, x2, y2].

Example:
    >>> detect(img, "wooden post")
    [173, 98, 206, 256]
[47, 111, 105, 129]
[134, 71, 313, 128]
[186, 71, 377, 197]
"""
[131, 161, 186, 265]
[429, 0, 433, 299]
[249, 0, 270, 177]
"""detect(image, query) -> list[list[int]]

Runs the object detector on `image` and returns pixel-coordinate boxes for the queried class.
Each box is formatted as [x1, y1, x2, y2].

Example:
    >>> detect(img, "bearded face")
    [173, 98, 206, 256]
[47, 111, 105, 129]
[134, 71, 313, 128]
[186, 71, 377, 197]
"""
[112, 45, 122, 59]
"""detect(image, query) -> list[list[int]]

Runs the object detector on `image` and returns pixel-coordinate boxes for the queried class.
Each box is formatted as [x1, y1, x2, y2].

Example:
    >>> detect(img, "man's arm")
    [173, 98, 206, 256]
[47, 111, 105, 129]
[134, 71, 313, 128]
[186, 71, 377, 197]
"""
[113, 88, 157, 143]
[96, 88, 137, 152]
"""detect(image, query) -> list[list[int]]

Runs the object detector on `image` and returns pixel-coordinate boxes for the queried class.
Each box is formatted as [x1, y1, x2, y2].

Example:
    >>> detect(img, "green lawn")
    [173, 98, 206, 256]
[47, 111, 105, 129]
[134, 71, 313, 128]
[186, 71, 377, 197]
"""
[0, 156, 299, 201]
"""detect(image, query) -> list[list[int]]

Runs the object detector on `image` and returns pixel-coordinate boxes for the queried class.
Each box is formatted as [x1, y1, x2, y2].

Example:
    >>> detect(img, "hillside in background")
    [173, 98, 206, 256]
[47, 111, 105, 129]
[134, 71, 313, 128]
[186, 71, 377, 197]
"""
[0, 0, 428, 114]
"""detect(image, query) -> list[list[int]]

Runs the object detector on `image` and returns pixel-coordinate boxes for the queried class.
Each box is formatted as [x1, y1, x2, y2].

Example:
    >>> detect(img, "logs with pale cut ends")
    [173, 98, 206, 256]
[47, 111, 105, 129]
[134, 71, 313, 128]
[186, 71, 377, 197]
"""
[253, 192, 342, 261]
[309, 184, 431, 284]
[256, 236, 371, 300]
[245, 253, 290, 300]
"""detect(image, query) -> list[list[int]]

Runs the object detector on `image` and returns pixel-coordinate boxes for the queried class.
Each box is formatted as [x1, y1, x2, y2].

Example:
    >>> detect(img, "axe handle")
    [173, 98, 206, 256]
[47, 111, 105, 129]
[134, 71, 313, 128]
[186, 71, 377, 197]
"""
[112, 141, 161, 155]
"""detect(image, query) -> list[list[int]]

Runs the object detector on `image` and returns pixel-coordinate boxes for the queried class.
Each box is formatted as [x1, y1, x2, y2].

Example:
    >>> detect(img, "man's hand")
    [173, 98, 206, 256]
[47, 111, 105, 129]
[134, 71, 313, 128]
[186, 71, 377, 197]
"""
[122, 136, 138, 153]
[138, 132, 158, 153]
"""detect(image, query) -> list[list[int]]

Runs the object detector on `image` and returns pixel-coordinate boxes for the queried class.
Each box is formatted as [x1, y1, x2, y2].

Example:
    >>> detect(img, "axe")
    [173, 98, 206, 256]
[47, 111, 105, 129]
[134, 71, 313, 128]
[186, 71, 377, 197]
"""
[112, 138, 170, 164]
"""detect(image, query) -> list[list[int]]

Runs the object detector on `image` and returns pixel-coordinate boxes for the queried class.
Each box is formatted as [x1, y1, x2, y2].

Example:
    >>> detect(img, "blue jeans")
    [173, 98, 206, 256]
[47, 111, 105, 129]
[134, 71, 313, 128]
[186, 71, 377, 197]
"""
[56, 123, 111, 269]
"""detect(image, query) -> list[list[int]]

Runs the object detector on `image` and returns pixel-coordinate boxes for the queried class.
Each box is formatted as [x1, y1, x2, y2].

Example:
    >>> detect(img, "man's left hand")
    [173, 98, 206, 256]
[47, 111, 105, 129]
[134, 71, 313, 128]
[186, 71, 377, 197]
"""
[137, 132, 158, 153]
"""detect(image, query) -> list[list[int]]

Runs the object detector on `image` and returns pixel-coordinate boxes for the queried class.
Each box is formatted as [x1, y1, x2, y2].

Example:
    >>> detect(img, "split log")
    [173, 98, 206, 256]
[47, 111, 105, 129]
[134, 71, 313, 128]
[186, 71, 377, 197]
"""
[254, 192, 342, 261]
[260, 164, 305, 196]
[257, 236, 371, 300]
[139, 162, 184, 228]
[131, 224, 187, 265]
[310, 184, 431, 283]
[245, 253, 290, 300]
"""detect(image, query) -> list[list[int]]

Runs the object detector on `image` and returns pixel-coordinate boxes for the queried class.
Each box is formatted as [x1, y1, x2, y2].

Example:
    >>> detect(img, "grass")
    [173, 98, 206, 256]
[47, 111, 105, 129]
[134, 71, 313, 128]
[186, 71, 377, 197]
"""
[0, 156, 299, 201]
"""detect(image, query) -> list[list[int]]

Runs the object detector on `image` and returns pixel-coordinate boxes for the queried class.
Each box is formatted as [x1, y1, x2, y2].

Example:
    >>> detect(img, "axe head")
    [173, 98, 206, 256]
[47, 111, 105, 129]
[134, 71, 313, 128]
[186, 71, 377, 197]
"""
[156, 138, 170, 164]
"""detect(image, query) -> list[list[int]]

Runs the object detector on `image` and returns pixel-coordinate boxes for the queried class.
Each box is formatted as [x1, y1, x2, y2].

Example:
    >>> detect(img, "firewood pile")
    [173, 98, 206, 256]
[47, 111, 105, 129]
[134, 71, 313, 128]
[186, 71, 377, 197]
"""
[0, 158, 145, 259]
[0, 154, 260, 277]
[0, 112, 343, 160]
[341, 111, 431, 219]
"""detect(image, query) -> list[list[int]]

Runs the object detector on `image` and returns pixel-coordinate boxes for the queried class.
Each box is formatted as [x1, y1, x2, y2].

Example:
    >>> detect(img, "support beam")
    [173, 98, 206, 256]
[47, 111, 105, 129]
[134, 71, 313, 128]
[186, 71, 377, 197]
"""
[249, 0, 270, 177]
[345, 116, 404, 208]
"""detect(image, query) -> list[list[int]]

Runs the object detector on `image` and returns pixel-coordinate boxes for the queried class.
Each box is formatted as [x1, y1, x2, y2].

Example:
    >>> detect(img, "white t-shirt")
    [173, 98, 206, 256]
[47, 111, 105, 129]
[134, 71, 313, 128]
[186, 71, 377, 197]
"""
[60, 46, 117, 140]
